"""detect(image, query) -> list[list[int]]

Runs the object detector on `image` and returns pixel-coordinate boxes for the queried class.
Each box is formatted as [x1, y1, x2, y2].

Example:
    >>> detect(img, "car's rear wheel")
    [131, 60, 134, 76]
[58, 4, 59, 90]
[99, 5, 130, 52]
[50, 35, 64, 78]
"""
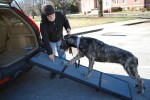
[25, 63, 34, 72]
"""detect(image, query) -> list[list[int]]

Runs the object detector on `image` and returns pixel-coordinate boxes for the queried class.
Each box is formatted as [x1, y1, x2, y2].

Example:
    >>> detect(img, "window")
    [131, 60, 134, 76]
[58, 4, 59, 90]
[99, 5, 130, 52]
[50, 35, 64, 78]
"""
[114, 0, 118, 4]
[9, 17, 24, 26]
[60, 0, 65, 2]
[123, 0, 126, 3]
[134, 0, 139, 2]
[105, 0, 109, 6]
[0, 18, 5, 26]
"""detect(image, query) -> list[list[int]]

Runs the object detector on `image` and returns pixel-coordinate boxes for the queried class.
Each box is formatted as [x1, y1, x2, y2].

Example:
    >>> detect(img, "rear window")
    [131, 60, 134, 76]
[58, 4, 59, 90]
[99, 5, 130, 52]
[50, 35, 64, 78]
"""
[0, 17, 5, 26]
[9, 17, 24, 26]
[0, 9, 25, 27]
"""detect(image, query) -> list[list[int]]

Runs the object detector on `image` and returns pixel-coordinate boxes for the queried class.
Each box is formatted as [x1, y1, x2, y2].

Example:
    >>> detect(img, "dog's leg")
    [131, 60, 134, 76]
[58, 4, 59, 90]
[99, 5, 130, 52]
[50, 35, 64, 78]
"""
[62, 52, 83, 66]
[126, 67, 145, 94]
[124, 57, 145, 95]
[126, 66, 145, 95]
[83, 57, 94, 78]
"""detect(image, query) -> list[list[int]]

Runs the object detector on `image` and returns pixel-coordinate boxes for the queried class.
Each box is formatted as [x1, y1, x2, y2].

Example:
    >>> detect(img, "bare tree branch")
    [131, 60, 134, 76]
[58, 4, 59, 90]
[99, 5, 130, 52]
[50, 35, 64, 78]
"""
[51, 0, 76, 15]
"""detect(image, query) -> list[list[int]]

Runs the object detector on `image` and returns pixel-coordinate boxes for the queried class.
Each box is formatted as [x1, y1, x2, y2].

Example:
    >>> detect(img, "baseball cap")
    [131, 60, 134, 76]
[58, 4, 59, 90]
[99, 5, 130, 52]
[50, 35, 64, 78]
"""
[44, 5, 55, 16]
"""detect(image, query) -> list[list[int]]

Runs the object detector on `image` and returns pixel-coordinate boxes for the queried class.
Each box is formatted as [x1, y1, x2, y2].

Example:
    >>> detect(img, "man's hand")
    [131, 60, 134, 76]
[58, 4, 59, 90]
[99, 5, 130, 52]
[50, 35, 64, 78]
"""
[49, 54, 54, 62]
[66, 28, 71, 35]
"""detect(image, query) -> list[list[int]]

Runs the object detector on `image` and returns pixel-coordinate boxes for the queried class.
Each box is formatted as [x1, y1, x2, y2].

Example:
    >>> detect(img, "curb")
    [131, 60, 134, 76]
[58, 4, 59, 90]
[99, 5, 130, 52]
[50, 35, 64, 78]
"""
[72, 19, 150, 36]
[73, 28, 103, 36]
[123, 20, 149, 26]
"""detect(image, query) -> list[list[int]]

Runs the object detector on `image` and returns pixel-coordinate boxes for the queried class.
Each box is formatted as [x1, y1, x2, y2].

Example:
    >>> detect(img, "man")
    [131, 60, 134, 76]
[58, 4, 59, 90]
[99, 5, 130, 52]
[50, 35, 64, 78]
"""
[40, 5, 71, 61]
[40, 5, 71, 78]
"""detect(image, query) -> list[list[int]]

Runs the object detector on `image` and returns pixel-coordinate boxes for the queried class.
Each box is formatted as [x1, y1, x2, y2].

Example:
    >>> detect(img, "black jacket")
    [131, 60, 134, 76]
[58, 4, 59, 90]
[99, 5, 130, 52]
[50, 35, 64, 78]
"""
[40, 12, 71, 55]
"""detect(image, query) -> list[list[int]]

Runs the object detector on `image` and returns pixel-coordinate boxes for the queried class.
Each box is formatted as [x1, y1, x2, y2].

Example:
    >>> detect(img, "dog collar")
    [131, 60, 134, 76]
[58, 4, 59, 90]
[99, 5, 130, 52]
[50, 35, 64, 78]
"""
[77, 37, 80, 48]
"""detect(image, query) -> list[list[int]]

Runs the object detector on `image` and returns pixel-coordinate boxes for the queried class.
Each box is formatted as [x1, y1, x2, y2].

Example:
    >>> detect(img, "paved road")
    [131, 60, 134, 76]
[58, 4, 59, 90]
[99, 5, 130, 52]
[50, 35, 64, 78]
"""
[0, 20, 150, 100]
[81, 20, 150, 67]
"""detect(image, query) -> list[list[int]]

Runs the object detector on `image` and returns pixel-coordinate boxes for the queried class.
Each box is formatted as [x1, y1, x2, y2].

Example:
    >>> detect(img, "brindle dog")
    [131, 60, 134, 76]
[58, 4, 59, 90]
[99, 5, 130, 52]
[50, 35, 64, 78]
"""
[60, 35, 145, 95]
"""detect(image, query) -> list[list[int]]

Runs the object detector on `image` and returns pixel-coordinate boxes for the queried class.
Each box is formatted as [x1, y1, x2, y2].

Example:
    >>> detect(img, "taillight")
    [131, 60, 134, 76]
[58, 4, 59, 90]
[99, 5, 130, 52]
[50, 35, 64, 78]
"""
[0, 77, 10, 85]
[16, 9, 40, 34]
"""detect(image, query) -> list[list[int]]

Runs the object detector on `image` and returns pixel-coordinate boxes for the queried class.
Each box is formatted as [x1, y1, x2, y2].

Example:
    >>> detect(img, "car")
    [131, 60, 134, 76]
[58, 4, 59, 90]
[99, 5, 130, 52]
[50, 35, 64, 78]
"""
[0, 0, 41, 89]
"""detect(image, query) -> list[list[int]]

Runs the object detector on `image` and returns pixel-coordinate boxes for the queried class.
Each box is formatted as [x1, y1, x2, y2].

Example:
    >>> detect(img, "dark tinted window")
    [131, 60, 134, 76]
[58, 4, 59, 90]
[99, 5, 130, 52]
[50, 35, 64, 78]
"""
[9, 17, 24, 26]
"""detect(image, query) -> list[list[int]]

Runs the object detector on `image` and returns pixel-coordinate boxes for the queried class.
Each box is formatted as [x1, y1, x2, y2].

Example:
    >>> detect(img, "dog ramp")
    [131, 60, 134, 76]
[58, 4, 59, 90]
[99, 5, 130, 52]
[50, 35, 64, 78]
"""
[29, 52, 132, 100]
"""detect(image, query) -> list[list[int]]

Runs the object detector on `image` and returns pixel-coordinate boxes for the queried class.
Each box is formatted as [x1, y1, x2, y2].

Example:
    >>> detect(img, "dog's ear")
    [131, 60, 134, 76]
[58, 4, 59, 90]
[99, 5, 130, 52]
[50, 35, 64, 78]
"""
[64, 35, 74, 44]
[64, 35, 70, 40]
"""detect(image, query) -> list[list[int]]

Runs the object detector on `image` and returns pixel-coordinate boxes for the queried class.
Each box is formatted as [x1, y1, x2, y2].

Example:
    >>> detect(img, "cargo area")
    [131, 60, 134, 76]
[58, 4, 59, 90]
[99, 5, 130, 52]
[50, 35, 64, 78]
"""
[0, 8, 39, 67]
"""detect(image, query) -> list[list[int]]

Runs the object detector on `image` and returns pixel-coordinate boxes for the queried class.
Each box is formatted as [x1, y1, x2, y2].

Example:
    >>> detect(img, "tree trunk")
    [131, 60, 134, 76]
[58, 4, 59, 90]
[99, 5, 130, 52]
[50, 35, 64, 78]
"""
[38, 3, 42, 15]
[32, 0, 34, 19]
[98, 0, 103, 17]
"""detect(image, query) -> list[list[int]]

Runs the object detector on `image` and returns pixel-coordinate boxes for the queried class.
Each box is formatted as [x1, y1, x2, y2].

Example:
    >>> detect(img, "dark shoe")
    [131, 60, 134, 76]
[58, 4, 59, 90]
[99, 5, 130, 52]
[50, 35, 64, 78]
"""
[50, 72, 57, 79]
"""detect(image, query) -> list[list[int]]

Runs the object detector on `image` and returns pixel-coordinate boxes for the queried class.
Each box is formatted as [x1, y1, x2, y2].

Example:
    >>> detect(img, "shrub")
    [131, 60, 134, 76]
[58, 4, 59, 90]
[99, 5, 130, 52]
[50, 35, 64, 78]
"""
[146, 6, 150, 11]
[111, 7, 122, 12]
[104, 10, 108, 13]
[127, 7, 130, 11]
[70, 4, 79, 13]
[118, 7, 123, 11]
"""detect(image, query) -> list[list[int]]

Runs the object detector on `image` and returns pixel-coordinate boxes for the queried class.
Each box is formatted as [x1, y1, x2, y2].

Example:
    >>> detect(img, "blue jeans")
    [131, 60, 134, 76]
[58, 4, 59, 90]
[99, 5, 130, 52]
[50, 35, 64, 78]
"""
[49, 40, 66, 59]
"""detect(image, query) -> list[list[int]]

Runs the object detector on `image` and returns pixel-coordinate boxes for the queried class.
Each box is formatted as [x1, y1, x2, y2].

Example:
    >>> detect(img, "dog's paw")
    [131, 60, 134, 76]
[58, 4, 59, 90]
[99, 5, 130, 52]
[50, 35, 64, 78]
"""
[62, 61, 69, 67]
[134, 84, 146, 92]
[144, 86, 146, 90]
[134, 84, 139, 88]
[82, 74, 88, 79]
[82, 73, 91, 79]
[137, 90, 144, 96]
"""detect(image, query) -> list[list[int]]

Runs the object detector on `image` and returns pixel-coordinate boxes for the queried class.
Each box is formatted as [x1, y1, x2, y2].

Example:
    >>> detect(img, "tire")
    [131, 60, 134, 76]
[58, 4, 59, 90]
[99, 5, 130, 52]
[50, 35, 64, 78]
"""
[25, 63, 34, 72]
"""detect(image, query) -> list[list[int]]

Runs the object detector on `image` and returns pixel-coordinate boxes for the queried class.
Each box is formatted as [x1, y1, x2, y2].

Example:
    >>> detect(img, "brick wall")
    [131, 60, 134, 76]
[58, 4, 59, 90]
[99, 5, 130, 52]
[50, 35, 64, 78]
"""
[80, 0, 150, 13]
[112, 0, 144, 10]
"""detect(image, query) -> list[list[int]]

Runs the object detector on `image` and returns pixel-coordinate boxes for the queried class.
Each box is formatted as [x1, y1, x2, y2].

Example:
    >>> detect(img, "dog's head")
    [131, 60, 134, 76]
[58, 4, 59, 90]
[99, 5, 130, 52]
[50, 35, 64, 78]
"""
[60, 35, 78, 51]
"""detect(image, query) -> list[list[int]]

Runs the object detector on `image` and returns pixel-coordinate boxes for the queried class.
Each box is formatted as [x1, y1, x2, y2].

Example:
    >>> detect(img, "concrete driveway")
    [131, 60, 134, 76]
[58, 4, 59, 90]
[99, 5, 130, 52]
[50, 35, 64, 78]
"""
[0, 20, 150, 100]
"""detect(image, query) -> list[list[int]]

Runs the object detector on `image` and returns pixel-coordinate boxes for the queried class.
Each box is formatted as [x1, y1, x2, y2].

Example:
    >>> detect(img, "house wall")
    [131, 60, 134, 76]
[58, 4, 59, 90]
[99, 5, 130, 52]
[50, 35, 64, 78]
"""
[103, 0, 111, 12]
[80, 0, 150, 13]
[110, 0, 145, 11]
[80, 0, 95, 13]
[112, 0, 144, 7]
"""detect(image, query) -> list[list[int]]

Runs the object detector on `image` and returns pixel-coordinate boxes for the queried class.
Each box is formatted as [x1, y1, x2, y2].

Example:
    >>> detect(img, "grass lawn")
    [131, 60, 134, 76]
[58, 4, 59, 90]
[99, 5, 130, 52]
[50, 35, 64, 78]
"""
[32, 16, 138, 29]
[67, 17, 138, 29]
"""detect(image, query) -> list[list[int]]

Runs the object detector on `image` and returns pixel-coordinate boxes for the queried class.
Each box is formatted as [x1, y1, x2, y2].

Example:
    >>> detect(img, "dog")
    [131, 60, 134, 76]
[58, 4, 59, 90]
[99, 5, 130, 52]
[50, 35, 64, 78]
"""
[60, 35, 145, 95]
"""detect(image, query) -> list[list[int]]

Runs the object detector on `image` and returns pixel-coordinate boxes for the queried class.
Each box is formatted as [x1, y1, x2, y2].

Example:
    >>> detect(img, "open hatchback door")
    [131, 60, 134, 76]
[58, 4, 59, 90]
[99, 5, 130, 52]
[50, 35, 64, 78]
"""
[0, 0, 41, 88]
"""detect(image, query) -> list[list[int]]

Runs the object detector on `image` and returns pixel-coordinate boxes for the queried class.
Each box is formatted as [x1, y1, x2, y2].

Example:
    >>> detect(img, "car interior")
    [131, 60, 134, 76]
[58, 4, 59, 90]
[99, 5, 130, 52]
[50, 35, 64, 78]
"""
[0, 8, 39, 67]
